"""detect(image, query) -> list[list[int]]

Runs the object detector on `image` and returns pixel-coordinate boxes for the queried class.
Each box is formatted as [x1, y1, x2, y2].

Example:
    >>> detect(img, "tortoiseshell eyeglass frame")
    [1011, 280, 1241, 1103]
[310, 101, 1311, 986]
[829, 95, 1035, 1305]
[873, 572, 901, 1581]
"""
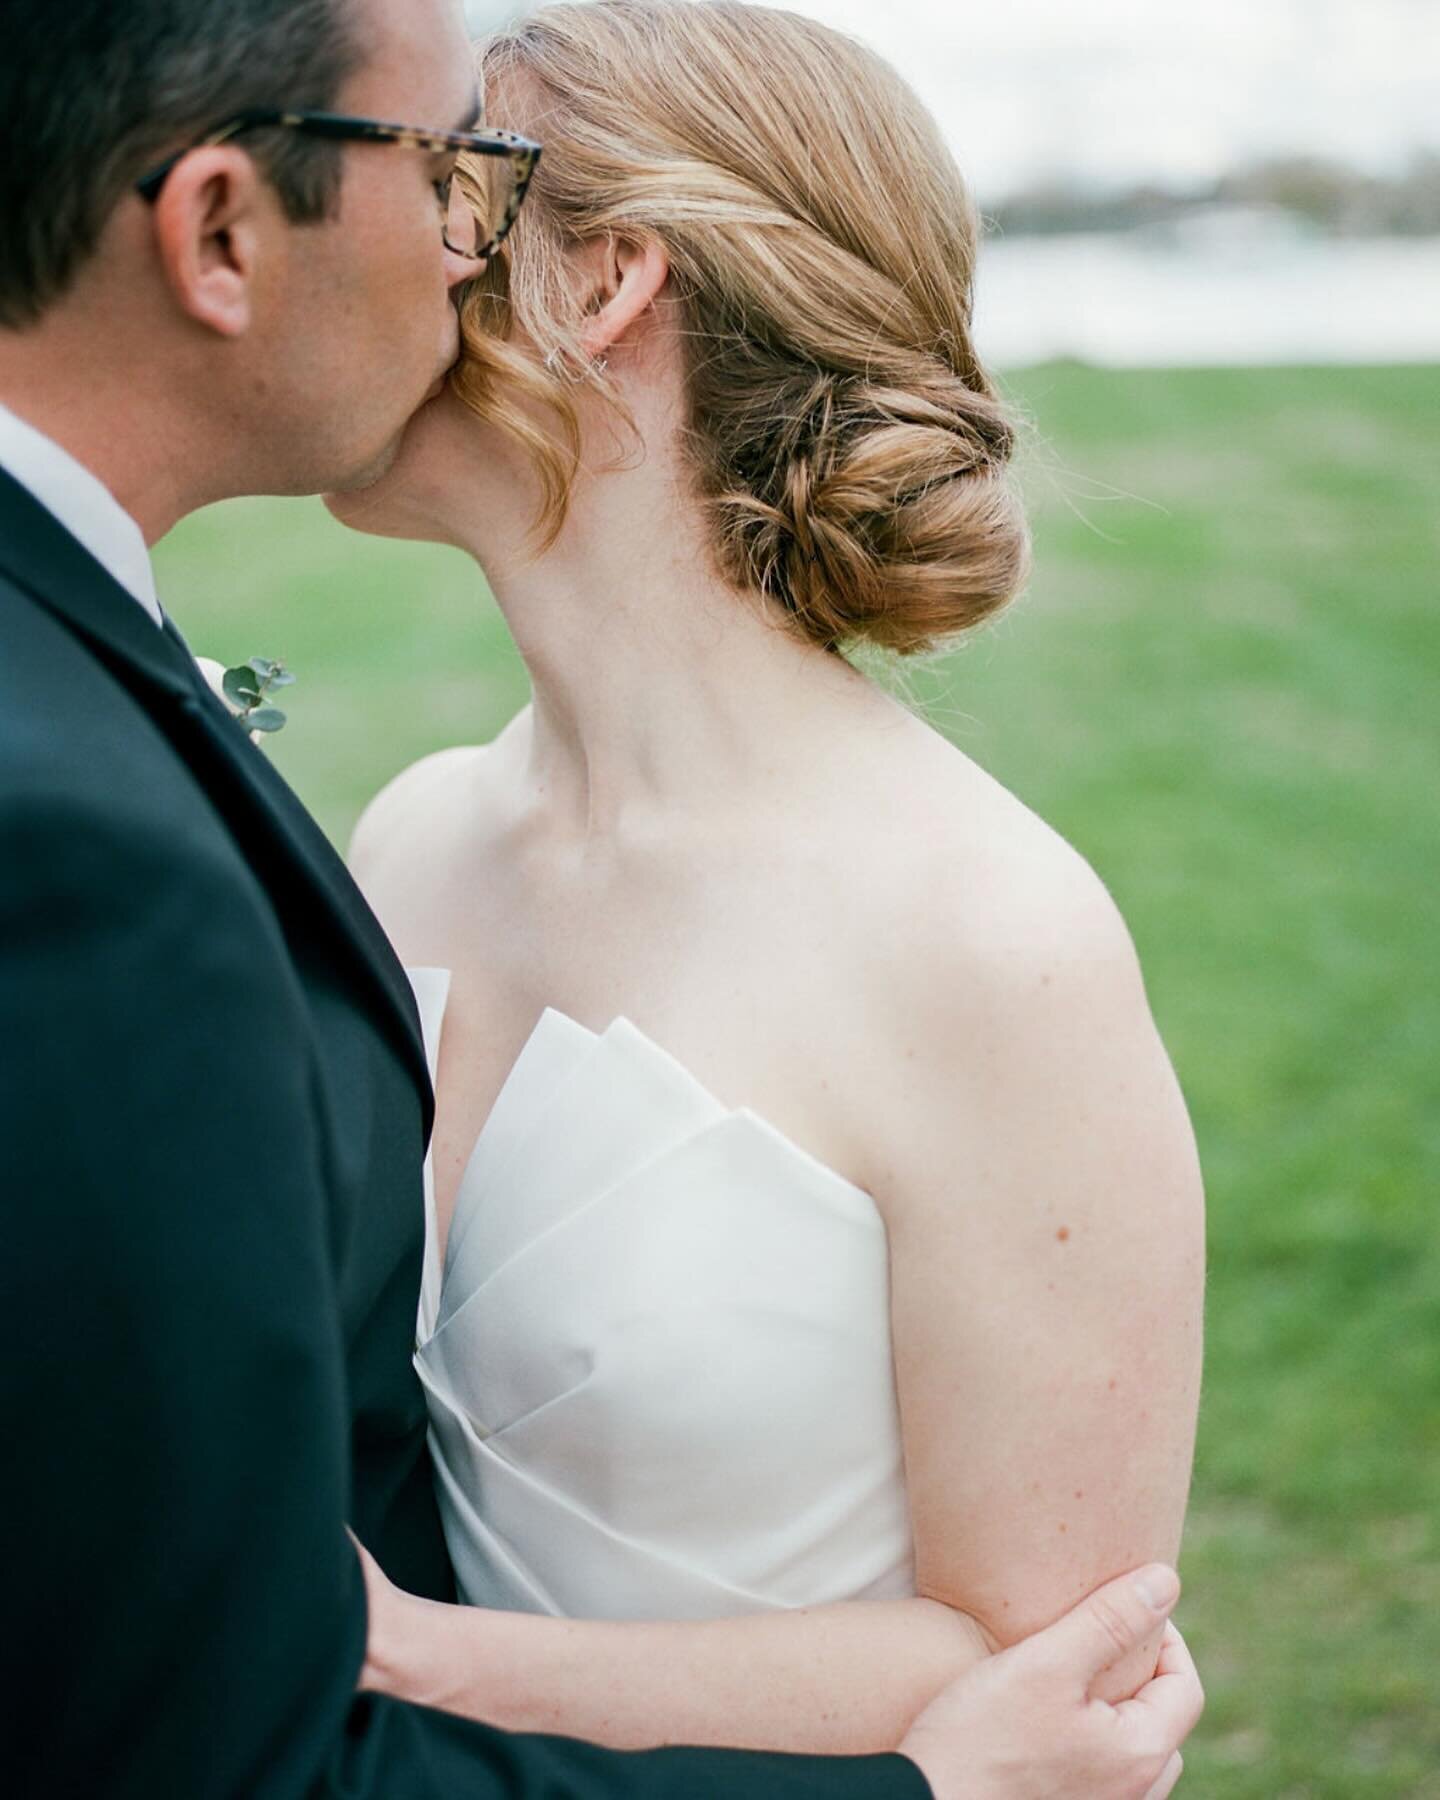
[134, 108, 542, 260]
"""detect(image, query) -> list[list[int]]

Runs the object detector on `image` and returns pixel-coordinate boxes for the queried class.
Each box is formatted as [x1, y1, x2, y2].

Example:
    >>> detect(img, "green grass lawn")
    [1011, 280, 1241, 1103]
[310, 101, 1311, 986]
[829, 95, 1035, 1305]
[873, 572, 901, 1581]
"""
[156, 364, 1440, 1797]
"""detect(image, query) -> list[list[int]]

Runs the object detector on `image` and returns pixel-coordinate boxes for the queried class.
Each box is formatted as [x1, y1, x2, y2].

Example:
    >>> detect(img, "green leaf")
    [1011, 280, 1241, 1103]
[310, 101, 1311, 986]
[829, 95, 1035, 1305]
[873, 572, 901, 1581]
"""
[247, 656, 281, 680]
[265, 669, 298, 690]
[223, 667, 262, 708]
[246, 707, 288, 734]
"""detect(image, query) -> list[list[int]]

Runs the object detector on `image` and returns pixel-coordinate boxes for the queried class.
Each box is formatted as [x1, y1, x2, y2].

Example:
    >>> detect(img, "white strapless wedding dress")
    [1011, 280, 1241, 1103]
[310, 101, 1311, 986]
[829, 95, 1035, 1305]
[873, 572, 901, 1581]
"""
[408, 968, 915, 1620]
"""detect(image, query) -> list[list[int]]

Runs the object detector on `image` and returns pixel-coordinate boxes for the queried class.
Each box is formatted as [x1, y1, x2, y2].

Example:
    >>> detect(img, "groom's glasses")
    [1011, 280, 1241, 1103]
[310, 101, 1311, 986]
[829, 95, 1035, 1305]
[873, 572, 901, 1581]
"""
[134, 109, 542, 261]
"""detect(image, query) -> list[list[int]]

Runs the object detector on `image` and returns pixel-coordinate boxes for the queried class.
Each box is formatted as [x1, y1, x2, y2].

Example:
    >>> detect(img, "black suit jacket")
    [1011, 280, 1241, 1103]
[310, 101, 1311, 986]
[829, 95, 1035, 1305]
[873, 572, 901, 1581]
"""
[0, 469, 929, 1799]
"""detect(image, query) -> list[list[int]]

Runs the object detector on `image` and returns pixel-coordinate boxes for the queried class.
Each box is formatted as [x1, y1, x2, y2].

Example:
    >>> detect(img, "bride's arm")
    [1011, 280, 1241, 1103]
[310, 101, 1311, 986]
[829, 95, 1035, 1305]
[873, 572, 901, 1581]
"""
[358, 849, 1202, 1754]
[357, 1542, 991, 1752]
[871, 848, 1205, 1708]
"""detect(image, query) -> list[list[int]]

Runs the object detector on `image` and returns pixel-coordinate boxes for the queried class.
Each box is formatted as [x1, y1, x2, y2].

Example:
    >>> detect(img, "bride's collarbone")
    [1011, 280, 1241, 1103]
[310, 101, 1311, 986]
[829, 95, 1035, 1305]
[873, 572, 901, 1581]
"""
[431, 960, 884, 1203]
[424, 772, 1046, 1203]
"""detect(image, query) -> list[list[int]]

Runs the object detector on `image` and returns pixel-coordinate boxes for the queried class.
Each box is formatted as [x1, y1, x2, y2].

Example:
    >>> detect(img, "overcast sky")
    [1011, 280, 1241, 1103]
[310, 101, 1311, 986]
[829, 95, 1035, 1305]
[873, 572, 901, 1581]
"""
[463, 0, 1440, 200]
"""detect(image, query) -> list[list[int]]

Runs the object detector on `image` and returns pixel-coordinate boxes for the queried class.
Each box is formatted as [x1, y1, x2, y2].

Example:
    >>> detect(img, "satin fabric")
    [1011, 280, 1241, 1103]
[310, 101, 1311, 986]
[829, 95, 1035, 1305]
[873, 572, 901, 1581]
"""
[408, 969, 916, 1621]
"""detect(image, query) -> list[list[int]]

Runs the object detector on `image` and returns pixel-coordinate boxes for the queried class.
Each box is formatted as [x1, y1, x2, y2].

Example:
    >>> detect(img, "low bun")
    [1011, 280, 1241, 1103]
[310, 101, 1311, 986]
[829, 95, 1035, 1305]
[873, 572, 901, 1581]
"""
[694, 359, 1030, 656]
[469, 1, 1031, 655]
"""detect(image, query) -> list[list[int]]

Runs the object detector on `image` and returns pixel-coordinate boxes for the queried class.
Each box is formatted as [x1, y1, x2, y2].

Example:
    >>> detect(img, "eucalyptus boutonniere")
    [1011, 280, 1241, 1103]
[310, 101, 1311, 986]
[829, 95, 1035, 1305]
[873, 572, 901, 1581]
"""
[221, 657, 298, 735]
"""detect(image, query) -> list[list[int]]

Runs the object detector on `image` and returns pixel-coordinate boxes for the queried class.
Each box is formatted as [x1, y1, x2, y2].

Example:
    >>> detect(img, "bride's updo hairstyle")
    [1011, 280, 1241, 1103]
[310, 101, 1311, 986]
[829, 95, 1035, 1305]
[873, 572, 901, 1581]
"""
[456, 0, 1028, 655]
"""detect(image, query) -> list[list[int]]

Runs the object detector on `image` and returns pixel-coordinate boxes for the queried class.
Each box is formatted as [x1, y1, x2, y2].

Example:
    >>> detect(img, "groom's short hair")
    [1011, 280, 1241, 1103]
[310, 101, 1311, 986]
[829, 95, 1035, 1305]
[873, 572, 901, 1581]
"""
[0, 0, 365, 328]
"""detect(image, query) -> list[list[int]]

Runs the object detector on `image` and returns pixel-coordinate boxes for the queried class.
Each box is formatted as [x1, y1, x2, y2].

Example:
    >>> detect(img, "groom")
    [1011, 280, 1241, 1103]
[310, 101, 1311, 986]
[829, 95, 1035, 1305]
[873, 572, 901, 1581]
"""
[0, 1, 1201, 1795]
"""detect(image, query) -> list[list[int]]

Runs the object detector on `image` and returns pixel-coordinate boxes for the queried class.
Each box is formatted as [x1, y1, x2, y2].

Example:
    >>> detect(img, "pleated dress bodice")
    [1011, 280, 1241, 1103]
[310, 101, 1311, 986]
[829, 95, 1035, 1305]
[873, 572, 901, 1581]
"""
[408, 968, 915, 1621]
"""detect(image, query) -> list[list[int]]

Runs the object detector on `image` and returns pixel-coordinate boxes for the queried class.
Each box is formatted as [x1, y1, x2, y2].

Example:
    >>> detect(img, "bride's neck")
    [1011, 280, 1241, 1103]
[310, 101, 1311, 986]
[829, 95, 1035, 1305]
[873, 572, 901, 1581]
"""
[452, 457, 883, 837]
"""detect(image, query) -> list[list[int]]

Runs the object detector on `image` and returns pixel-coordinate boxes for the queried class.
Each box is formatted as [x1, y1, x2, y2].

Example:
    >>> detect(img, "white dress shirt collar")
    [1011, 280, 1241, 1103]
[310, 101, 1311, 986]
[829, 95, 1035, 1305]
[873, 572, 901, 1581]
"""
[0, 399, 162, 627]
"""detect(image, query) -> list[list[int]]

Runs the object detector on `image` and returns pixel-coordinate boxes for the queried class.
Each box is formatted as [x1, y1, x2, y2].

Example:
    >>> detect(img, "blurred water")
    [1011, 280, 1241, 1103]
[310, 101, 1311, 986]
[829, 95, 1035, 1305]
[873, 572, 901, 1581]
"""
[975, 230, 1440, 367]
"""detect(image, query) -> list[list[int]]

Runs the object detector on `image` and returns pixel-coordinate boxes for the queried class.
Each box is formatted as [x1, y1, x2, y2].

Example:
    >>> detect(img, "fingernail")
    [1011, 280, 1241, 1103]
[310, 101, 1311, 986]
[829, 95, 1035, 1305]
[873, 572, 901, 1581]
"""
[1135, 1565, 1180, 1611]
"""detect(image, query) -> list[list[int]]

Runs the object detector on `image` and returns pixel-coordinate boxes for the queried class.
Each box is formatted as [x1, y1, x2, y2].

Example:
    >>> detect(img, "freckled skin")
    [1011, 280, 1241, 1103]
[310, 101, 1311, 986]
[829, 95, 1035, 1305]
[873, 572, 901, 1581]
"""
[1056, 1225, 1071, 1242]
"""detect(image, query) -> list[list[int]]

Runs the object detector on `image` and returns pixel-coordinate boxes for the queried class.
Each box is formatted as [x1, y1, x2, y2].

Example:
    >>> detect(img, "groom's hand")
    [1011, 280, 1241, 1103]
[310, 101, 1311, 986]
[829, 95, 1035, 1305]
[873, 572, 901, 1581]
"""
[897, 1565, 1202, 1800]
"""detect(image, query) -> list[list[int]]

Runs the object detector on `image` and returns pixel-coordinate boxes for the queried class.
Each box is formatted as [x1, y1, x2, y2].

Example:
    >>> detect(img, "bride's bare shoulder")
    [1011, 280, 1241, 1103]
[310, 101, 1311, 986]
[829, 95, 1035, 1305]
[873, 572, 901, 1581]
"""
[845, 724, 1197, 1237]
[348, 707, 530, 937]
[867, 727, 1133, 967]
[849, 727, 1153, 1090]
[349, 745, 478, 871]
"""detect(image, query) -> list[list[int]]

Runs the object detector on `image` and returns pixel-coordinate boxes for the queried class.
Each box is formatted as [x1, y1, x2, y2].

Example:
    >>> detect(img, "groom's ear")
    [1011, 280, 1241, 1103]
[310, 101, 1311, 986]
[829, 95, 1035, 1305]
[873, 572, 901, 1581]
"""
[149, 147, 274, 340]
[576, 235, 670, 360]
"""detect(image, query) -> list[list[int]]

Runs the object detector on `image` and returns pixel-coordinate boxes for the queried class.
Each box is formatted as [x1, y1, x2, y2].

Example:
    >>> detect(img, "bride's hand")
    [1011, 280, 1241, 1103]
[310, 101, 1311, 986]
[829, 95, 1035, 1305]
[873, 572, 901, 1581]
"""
[348, 1531, 430, 1697]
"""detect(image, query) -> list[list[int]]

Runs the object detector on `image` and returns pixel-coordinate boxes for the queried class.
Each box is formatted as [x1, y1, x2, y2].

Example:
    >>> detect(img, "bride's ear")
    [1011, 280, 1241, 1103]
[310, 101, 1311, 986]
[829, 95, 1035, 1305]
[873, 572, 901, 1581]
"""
[576, 236, 670, 360]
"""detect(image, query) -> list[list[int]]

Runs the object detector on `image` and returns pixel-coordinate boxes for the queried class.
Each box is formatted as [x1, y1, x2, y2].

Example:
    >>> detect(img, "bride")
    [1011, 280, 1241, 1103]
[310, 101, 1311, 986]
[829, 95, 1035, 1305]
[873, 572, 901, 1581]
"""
[332, 0, 1204, 1756]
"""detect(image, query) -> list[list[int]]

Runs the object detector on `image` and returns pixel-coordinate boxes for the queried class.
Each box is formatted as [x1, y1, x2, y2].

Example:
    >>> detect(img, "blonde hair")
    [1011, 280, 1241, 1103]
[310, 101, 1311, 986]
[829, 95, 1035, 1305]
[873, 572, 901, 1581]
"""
[455, 0, 1029, 655]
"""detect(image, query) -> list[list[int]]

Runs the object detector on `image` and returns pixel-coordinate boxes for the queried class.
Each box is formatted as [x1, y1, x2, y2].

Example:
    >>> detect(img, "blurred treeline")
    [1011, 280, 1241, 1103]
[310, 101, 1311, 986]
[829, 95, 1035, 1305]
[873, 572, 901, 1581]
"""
[988, 149, 1440, 237]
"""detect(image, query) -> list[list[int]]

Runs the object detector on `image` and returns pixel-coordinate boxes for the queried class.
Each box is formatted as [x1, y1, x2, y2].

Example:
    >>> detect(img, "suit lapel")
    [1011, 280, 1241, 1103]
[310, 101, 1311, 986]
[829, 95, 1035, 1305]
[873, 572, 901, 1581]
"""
[0, 468, 434, 1141]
